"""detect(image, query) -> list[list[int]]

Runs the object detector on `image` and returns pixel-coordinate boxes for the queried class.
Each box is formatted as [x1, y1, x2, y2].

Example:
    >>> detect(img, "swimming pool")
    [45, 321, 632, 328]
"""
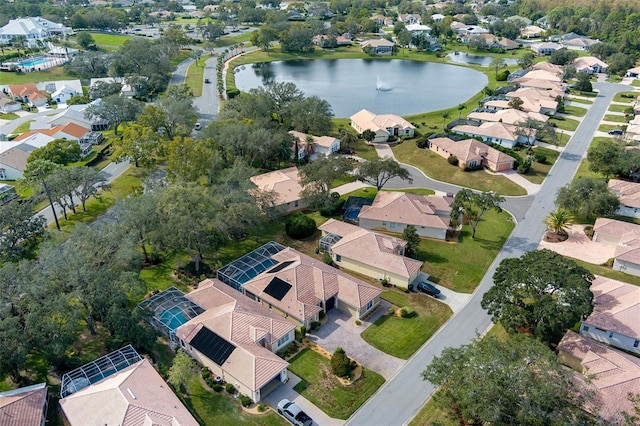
[344, 207, 361, 221]
[18, 57, 48, 68]
[158, 306, 189, 332]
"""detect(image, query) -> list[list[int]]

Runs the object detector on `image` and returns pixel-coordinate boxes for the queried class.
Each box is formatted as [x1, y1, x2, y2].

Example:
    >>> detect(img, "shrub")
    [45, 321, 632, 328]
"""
[399, 306, 415, 318]
[319, 310, 326, 320]
[447, 155, 459, 166]
[225, 383, 235, 394]
[355, 320, 362, 326]
[240, 394, 252, 407]
[202, 367, 212, 380]
[285, 213, 316, 239]
[387, 307, 395, 315]
[226, 88, 240, 99]
[310, 321, 321, 331]
[322, 252, 333, 265]
[534, 152, 547, 164]
[258, 404, 267, 412]
[277, 342, 299, 358]
[496, 69, 510, 81]
[517, 164, 530, 174]
[213, 384, 224, 392]
[300, 325, 307, 338]
[331, 347, 354, 378]
[319, 196, 344, 217]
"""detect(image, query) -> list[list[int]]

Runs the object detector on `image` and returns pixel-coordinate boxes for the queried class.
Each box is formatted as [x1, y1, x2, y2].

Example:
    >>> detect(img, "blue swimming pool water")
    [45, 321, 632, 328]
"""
[158, 306, 188, 331]
[18, 57, 48, 68]
[344, 207, 361, 221]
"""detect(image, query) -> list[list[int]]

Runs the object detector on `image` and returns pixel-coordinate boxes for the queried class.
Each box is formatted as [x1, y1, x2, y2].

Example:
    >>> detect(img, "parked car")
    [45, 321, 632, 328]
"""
[416, 281, 441, 298]
[608, 129, 623, 135]
[204, 78, 211, 83]
[277, 399, 313, 426]
[193, 122, 202, 131]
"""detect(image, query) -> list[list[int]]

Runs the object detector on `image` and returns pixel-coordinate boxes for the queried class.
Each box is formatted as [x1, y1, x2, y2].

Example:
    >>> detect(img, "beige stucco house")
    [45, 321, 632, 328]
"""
[428, 136, 515, 172]
[608, 179, 640, 219]
[467, 108, 549, 126]
[318, 219, 423, 289]
[289, 130, 340, 160]
[176, 279, 294, 402]
[452, 121, 529, 148]
[350, 109, 415, 143]
[241, 246, 382, 326]
[250, 167, 308, 215]
[357, 191, 453, 240]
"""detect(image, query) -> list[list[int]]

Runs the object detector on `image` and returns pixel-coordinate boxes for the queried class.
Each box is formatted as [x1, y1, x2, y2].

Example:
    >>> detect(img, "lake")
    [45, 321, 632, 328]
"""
[446, 52, 519, 67]
[234, 59, 488, 118]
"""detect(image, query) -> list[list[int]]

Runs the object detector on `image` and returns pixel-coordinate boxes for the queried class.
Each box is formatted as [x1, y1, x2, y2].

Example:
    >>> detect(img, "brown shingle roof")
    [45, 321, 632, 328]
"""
[0, 383, 47, 426]
[558, 331, 640, 424]
[59, 359, 198, 426]
[0, 147, 30, 171]
[584, 276, 640, 339]
[319, 219, 423, 279]
[358, 191, 452, 230]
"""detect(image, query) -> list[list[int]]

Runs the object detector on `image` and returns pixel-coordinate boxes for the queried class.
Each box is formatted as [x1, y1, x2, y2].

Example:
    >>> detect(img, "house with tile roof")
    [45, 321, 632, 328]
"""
[0, 146, 33, 179]
[350, 109, 415, 143]
[467, 108, 549, 126]
[360, 38, 395, 55]
[175, 279, 294, 402]
[608, 179, 640, 219]
[369, 14, 393, 26]
[15, 122, 90, 143]
[573, 56, 608, 74]
[520, 25, 545, 38]
[558, 331, 640, 424]
[592, 218, 640, 277]
[578, 276, 640, 355]
[289, 130, 340, 160]
[0, 92, 20, 113]
[398, 13, 421, 24]
[357, 191, 453, 240]
[30, 103, 109, 131]
[0, 383, 47, 426]
[59, 349, 198, 426]
[318, 219, 423, 289]
[7, 83, 47, 107]
[531, 42, 563, 55]
[626, 66, 640, 79]
[428, 136, 515, 172]
[250, 167, 307, 215]
[241, 245, 382, 325]
[452, 121, 529, 148]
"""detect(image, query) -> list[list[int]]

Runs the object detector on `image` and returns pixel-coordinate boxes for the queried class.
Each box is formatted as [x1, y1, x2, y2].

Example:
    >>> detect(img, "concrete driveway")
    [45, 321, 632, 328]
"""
[537, 224, 616, 265]
[306, 303, 405, 380]
[417, 273, 471, 313]
[262, 372, 344, 426]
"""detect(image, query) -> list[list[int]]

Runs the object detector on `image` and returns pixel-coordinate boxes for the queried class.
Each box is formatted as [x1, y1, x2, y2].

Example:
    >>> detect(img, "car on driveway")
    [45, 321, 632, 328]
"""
[193, 122, 202, 131]
[608, 129, 623, 135]
[416, 281, 441, 298]
[277, 399, 313, 426]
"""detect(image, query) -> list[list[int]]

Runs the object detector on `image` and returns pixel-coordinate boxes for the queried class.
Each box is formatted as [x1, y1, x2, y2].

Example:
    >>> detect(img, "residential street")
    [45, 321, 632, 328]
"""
[168, 57, 194, 86]
[346, 82, 630, 426]
[193, 55, 220, 123]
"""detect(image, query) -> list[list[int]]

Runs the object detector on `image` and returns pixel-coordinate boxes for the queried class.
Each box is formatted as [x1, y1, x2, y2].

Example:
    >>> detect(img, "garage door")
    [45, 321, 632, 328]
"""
[259, 375, 282, 400]
[326, 296, 336, 312]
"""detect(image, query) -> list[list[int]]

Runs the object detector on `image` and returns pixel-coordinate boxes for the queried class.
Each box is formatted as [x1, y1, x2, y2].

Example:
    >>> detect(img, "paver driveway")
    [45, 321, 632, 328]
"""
[306, 302, 405, 380]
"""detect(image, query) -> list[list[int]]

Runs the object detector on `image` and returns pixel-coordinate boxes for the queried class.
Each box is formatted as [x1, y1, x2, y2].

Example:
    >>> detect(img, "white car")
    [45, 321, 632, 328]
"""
[277, 399, 313, 426]
[193, 122, 202, 131]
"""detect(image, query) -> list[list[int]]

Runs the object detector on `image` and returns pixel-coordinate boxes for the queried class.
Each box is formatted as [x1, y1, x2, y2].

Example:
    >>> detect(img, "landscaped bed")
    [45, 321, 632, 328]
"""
[288, 348, 385, 420]
[521, 146, 560, 185]
[361, 290, 452, 359]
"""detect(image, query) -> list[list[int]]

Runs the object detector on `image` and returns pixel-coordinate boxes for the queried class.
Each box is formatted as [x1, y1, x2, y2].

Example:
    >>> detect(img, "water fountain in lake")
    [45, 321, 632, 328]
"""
[376, 74, 392, 91]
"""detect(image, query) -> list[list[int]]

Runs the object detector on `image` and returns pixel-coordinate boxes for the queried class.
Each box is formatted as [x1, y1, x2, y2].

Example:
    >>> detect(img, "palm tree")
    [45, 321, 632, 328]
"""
[441, 111, 450, 131]
[303, 135, 316, 160]
[340, 130, 358, 153]
[544, 209, 574, 235]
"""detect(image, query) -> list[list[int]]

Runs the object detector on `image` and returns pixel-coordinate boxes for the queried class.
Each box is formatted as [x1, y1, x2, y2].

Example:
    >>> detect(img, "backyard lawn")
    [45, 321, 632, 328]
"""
[419, 209, 515, 293]
[84, 32, 133, 50]
[183, 377, 286, 426]
[522, 146, 560, 184]
[0, 66, 76, 85]
[361, 290, 452, 359]
[393, 142, 526, 196]
[288, 348, 385, 419]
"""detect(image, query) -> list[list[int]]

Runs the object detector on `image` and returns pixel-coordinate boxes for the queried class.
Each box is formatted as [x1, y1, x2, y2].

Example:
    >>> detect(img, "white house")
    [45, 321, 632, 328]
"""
[0, 93, 20, 113]
[51, 86, 79, 104]
[573, 56, 609, 74]
[350, 109, 415, 143]
[452, 122, 529, 148]
[0, 17, 73, 47]
[579, 276, 640, 355]
[288, 130, 340, 160]
[531, 42, 562, 55]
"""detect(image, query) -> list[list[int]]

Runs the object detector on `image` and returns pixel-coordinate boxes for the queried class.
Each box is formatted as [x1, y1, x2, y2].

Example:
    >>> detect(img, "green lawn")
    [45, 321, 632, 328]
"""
[549, 116, 580, 131]
[12, 119, 34, 134]
[419, 209, 515, 293]
[608, 104, 633, 113]
[603, 114, 629, 123]
[567, 96, 593, 105]
[361, 290, 452, 359]
[597, 123, 627, 133]
[613, 92, 638, 103]
[289, 348, 385, 419]
[183, 377, 286, 426]
[521, 147, 560, 184]
[563, 105, 587, 117]
[572, 258, 640, 287]
[0, 66, 77, 85]
[0, 112, 19, 120]
[331, 119, 378, 161]
[84, 32, 133, 50]
[393, 142, 527, 196]
[185, 55, 211, 96]
[632, 79, 640, 88]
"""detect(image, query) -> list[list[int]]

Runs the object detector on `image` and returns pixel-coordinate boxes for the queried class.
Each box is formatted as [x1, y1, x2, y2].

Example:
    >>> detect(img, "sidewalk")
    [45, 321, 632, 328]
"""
[489, 168, 541, 195]
[333, 181, 372, 195]
[536, 141, 563, 152]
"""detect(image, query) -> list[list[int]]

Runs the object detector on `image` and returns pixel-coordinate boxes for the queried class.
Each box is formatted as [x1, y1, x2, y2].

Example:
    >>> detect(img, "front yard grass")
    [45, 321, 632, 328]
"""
[608, 104, 633, 113]
[549, 116, 579, 131]
[12, 119, 34, 134]
[598, 123, 627, 133]
[184, 376, 287, 426]
[613, 92, 638, 103]
[393, 142, 526, 196]
[419, 209, 515, 293]
[632, 79, 640, 88]
[521, 146, 559, 184]
[567, 96, 593, 105]
[563, 105, 587, 117]
[289, 348, 385, 419]
[603, 114, 629, 123]
[361, 290, 452, 359]
[0, 112, 19, 120]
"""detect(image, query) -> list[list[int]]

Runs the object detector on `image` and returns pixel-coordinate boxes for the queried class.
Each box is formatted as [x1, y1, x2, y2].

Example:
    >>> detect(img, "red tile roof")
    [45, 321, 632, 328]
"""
[0, 383, 47, 426]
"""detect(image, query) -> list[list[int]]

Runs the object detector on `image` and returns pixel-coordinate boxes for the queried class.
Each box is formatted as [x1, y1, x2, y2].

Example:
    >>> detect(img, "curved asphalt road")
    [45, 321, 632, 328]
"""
[346, 82, 631, 426]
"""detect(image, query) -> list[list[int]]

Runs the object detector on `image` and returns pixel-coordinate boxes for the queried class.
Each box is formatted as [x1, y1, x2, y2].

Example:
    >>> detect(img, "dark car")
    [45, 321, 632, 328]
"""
[416, 281, 441, 298]
[204, 78, 211, 83]
[277, 399, 313, 426]
[608, 129, 623, 135]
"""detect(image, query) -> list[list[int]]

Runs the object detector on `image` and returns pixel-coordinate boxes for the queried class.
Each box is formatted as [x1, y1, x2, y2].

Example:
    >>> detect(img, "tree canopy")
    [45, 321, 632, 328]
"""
[481, 249, 594, 343]
[451, 189, 504, 239]
[555, 177, 619, 220]
[355, 158, 413, 190]
[422, 333, 595, 426]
